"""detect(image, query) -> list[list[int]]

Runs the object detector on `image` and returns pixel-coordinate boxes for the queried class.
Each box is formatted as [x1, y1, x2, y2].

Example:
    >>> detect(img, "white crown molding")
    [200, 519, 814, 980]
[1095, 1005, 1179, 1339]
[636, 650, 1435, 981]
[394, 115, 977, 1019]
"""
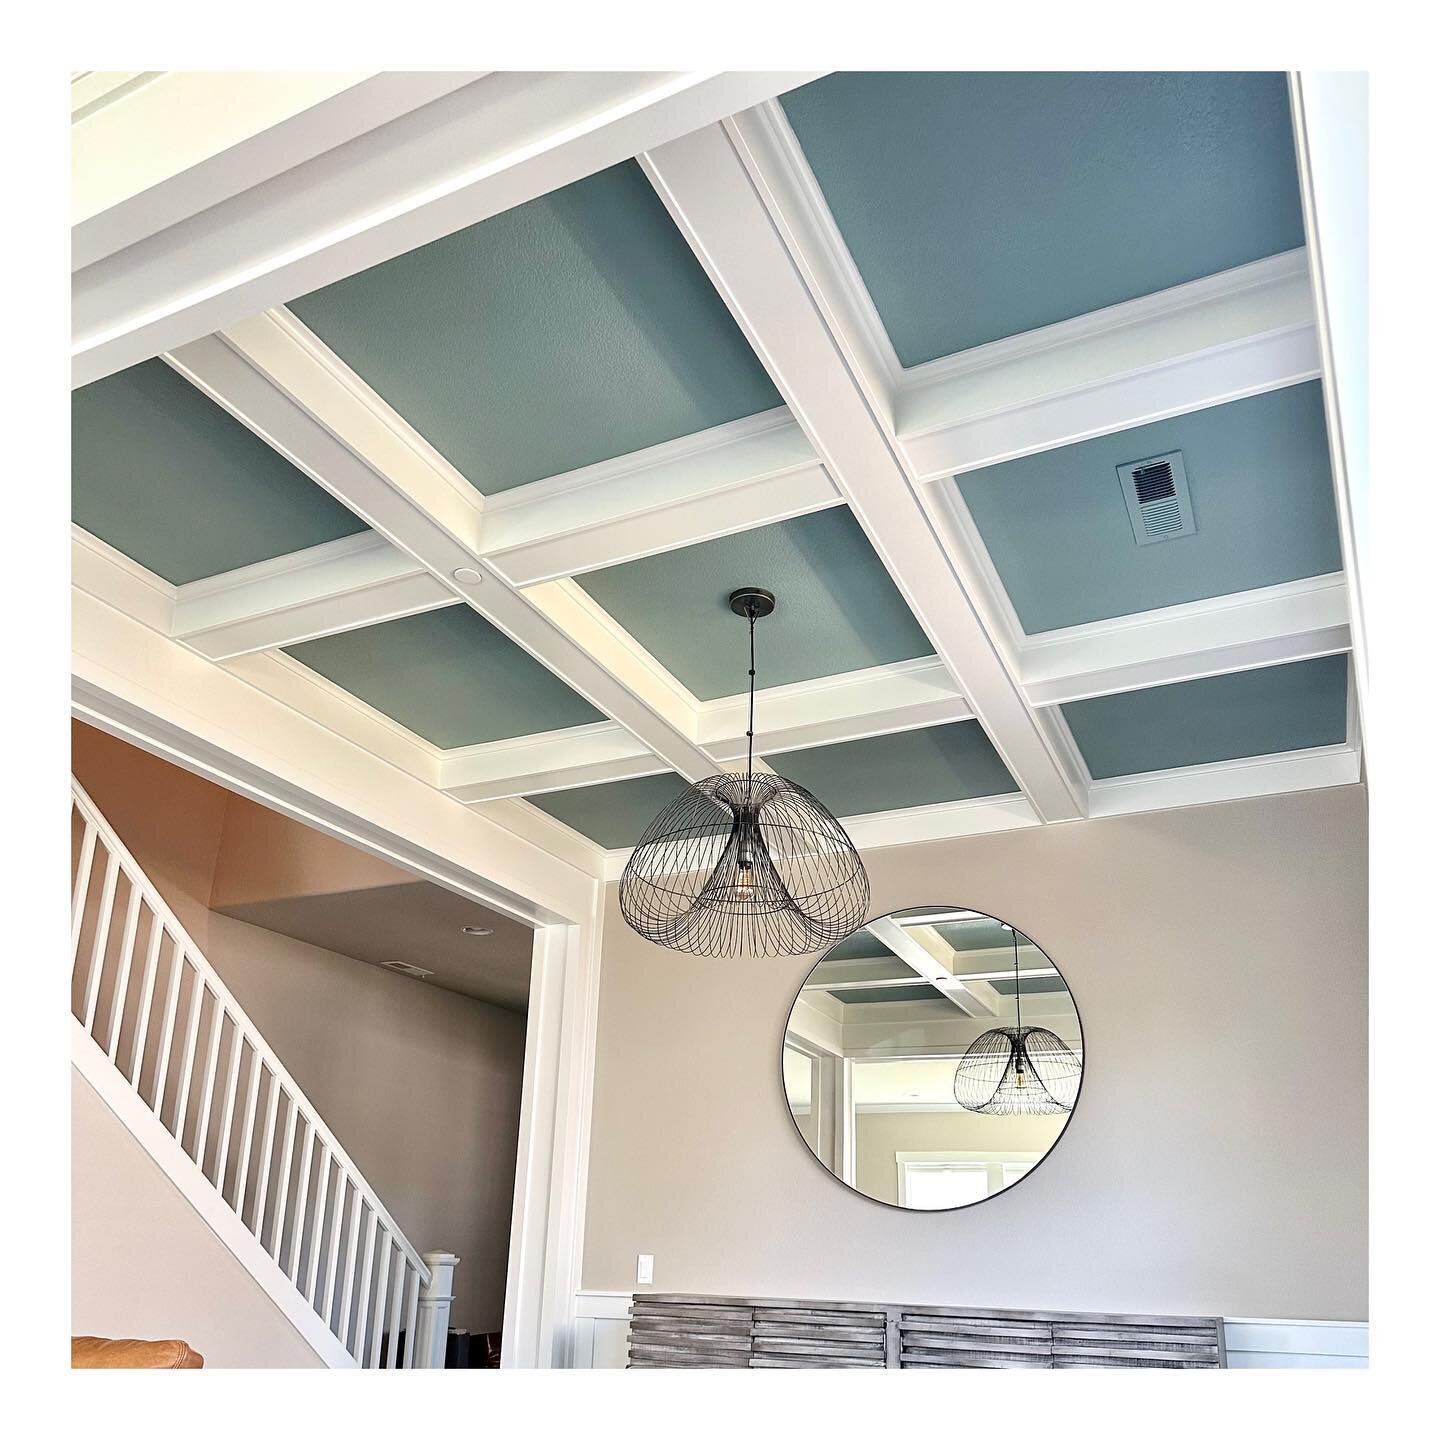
[896, 251, 1320, 482]
[1019, 572, 1352, 706]
[70, 523, 177, 634]
[74, 71, 824, 386]
[1088, 742, 1361, 820]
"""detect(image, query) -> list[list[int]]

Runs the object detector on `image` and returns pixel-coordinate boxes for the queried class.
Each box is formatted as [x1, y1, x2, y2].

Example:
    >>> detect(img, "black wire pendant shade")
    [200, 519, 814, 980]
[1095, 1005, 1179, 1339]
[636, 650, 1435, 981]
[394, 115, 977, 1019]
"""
[618, 589, 869, 958]
[953, 928, 1081, 1115]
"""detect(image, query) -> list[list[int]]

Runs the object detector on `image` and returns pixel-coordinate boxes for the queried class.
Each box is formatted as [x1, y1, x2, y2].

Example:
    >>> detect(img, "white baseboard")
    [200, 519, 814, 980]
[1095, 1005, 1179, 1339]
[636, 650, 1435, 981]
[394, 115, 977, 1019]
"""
[567, 1292, 1367, 1370]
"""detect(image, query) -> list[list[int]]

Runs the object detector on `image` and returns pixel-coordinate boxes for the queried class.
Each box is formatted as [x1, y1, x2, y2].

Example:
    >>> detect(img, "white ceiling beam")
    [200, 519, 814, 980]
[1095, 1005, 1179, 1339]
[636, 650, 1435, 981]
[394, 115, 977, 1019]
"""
[73, 72, 473, 269]
[73, 71, 821, 387]
[480, 407, 840, 588]
[865, 916, 1000, 1018]
[166, 311, 721, 783]
[443, 655, 973, 803]
[171, 531, 458, 661]
[808, 968, 1058, 992]
[896, 250, 1320, 482]
[699, 656, 972, 761]
[639, 113, 1089, 822]
[1018, 572, 1351, 707]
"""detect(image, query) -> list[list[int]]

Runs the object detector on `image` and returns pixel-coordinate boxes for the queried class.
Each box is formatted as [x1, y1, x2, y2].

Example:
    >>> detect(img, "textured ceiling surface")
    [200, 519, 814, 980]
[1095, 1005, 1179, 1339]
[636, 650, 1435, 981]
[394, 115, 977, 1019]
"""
[956, 382, 1341, 633]
[284, 604, 605, 749]
[1062, 654, 1350, 780]
[781, 71, 1304, 365]
[70, 72, 1357, 868]
[574, 506, 935, 700]
[289, 161, 782, 495]
[73, 358, 368, 584]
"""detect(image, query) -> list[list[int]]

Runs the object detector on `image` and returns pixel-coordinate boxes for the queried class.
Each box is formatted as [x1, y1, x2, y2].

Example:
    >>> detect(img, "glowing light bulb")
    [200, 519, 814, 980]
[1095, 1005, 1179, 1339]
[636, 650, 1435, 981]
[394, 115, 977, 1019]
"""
[732, 859, 757, 903]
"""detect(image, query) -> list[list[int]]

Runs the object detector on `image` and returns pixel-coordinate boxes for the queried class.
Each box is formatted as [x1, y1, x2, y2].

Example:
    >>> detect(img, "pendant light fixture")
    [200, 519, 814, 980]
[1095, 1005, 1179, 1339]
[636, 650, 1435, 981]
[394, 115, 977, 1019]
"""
[619, 588, 869, 958]
[952, 927, 1081, 1115]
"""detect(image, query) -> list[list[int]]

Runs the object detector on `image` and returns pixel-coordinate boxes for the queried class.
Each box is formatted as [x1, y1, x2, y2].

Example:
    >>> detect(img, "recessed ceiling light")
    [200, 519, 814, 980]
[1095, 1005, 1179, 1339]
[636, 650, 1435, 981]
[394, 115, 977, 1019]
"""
[461, 925, 494, 937]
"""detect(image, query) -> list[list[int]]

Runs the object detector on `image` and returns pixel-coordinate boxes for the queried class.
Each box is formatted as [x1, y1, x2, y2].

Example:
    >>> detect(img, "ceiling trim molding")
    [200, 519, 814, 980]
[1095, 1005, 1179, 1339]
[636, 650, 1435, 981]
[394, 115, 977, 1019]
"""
[1019, 572, 1352, 706]
[443, 723, 666, 804]
[172, 531, 458, 660]
[481, 407, 840, 586]
[73, 71, 823, 387]
[897, 251, 1320, 482]
[698, 654, 972, 761]
[71, 587, 602, 921]
[640, 111, 1090, 822]
[1087, 742, 1361, 820]
[167, 310, 723, 782]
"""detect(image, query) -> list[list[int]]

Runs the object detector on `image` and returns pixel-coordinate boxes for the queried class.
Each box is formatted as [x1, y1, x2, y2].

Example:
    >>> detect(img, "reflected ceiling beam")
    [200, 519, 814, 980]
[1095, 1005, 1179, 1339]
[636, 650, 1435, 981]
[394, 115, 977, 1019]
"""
[73, 71, 822, 386]
[639, 112, 1090, 824]
[807, 969, 1058, 992]
[865, 916, 1000, 1019]
[165, 312, 722, 783]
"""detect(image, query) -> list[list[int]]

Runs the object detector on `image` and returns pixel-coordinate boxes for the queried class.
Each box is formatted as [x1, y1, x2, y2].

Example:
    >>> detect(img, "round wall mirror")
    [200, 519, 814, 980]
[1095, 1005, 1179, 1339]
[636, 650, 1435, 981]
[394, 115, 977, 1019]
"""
[781, 905, 1084, 1211]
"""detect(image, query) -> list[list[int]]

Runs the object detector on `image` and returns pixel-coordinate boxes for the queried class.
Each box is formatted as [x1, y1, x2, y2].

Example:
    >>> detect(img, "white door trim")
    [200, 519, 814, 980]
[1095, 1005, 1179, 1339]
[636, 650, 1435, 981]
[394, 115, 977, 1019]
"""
[72, 628, 601, 1369]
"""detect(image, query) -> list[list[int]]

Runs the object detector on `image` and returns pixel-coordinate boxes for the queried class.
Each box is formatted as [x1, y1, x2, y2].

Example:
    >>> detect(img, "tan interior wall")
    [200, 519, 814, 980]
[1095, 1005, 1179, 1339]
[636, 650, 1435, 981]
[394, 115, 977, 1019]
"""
[581, 785, 1368, 1320]
[71, 722, 526, 1334]
[72, 1071, 322, 1368]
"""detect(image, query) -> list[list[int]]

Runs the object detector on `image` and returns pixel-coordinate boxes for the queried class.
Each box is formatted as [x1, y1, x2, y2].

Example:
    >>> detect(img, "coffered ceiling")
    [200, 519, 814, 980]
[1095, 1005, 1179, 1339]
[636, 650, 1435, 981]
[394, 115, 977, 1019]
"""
[70, 70, 1361, 885]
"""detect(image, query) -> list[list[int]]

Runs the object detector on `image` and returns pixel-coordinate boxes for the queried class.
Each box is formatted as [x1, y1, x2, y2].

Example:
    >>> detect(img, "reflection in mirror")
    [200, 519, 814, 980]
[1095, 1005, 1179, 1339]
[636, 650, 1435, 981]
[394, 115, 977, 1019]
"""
[781, 905, 1083, 1211]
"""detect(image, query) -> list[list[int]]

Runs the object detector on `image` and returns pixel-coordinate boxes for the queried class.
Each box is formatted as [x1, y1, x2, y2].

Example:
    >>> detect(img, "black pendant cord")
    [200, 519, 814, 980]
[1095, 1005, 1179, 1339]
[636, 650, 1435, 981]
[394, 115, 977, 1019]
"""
[1012, 929, 1022, 1032]
[746, 607, 757, 787]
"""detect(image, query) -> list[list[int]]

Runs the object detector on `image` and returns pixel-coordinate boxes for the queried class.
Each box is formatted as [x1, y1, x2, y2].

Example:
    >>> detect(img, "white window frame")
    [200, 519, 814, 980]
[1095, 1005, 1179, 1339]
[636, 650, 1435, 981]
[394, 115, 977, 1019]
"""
[895, 1150, 1042, 1208]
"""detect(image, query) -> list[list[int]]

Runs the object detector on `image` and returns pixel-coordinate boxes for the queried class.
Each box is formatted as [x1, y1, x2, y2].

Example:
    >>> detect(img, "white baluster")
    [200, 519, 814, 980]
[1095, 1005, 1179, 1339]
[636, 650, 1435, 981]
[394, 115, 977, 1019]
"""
[127, 913, 166, 1088]
[231, 1050, 263, 1212]
[336, 1191, 363, 1346]
[414, 1253, 460, 1368]
[370, 1232, 393, 1368]
[304, 1148, 333, 1304]
[403, 1266, 420, 1369]
[286, 1124, 316, 1285]
[70, 822, 97, 968]
[212, 1030, 246, 1196]
[171, 963, 205, 1140]
[192, 998, 226, 1168]
[250, 1072, 281, 1239]
[268, 1097, 299, 1261]
[81, 851, 119, 1034]
[352, 1209, 379, 1361]
[106, 885, 143, 1063]
[320, 1176, 347, 1327]
[386, 1248, 406, 1368]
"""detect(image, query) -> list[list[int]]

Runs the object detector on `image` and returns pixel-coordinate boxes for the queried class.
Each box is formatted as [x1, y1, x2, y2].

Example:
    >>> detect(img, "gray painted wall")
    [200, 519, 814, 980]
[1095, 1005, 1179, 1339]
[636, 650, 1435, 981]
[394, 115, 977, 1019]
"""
[581, 785, 1367, 1321]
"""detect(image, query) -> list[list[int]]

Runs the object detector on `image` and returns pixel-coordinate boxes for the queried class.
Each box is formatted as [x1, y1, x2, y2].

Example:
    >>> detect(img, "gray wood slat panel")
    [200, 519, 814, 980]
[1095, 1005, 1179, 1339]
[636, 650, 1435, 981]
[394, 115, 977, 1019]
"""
[627, 1294, 1225, 1369]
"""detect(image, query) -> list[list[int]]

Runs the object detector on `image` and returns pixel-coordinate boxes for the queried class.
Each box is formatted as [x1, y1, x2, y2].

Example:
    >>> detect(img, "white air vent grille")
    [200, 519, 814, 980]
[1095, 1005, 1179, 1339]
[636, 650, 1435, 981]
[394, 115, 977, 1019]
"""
[1117, 450, 1196, 545]
[381, 960, 434, 980]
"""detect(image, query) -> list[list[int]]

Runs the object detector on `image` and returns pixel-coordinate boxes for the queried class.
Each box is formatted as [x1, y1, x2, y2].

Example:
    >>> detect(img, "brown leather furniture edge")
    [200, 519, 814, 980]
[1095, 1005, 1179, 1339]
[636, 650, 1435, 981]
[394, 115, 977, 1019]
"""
[72, 1336, 205, 1369]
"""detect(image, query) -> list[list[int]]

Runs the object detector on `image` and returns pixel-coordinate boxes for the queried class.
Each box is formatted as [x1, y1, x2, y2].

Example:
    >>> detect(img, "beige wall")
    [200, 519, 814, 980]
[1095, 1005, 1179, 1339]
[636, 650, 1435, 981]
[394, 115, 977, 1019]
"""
[581, 786, 1368, 1320]
[72, 1072, 322, 1368]
[72, 723, 526, 1334]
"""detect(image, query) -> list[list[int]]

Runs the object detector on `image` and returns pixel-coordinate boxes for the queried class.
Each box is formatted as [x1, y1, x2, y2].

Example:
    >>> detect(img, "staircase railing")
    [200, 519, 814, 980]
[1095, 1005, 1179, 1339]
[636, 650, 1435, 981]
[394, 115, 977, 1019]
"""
[70, 777, 454, 1367]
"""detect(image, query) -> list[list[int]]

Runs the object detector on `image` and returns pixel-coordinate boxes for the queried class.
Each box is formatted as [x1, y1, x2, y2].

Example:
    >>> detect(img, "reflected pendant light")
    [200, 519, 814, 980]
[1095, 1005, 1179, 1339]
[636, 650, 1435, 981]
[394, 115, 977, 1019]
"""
[619, 588, 869, 958]
[953, 928, 1081, 1115]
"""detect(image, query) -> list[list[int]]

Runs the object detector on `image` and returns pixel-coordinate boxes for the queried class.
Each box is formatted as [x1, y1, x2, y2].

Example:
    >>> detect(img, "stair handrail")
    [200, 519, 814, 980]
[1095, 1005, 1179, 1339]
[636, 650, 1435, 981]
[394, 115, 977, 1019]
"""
[71, 775, 445, 1366]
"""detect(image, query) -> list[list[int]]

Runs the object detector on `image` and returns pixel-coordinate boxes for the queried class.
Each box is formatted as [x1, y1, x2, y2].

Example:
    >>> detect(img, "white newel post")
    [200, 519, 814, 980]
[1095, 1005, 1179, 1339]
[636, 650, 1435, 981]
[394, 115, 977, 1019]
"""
[414, 1252, 460, 1368]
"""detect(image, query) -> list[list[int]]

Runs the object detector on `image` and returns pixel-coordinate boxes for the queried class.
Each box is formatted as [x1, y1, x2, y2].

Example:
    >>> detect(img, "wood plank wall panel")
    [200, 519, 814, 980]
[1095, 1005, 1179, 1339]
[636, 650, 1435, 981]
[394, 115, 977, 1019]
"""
[628, 1295, 1225, 1369]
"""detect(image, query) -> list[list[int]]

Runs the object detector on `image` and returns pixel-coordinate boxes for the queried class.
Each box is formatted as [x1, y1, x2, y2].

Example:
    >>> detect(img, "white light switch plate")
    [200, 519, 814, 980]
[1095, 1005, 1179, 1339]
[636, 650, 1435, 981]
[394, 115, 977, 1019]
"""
[636, 1253, 654, 1285]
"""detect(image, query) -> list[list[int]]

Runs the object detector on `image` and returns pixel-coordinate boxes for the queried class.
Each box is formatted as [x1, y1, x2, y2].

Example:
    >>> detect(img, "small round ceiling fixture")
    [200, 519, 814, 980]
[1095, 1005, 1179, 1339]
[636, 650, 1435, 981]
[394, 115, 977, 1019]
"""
[461, 925, 494, 937]
[452, 566, 485, 586]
